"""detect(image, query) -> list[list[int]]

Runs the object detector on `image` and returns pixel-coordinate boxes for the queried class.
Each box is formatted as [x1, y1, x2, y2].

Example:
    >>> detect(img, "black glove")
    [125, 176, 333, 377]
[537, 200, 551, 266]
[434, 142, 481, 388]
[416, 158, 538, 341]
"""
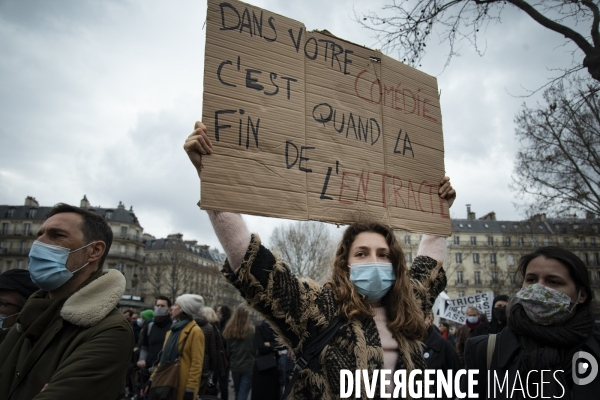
[183, 390, 194, 400]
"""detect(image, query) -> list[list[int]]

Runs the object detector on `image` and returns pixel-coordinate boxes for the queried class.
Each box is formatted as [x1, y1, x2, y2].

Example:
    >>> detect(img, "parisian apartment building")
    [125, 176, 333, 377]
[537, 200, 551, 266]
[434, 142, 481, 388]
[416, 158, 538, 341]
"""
[0, 195, 242, 311]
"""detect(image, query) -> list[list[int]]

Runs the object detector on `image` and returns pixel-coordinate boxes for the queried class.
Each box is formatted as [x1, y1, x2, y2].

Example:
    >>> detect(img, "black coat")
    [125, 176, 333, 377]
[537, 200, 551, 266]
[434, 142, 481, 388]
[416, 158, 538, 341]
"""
[424, 326, 463, 400]
[464, 326, 600, 399]
[251, 322, 281, 400]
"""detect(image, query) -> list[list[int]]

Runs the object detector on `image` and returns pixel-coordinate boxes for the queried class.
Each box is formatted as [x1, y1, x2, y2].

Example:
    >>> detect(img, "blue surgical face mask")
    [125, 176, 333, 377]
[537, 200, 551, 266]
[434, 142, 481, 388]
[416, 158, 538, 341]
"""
[0, 312, 19, 331]
[137, 318, 143, 327]
[28, 240, 94, 291]
[466, 316, 479, 324]
[349, 262, 396, 303]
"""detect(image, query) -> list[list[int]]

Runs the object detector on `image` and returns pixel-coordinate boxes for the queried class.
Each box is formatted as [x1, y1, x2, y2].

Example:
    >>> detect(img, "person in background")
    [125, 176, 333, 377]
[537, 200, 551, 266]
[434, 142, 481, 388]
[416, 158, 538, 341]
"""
[131, 311, 141, 343]
[0, 269, 38, 345]
[205, 307, 227, 396]
[140, 309, 154, 328]
[455, 306, 481, 365]
[123, 309, 133, 323]
[475, 295, 509, 336]
[0, 203, 132, 399]
[142, 294, 205, 400]
[251, 320, 281, 400]
[438, 322, 453, 341]
[216, 304, 232, 400]
[423, 312, 462, 400]
[138, 296, 173, 387]
[196, 304, 218, 396]
[223, 305, 255, 400]
[465, 247, 600, 398]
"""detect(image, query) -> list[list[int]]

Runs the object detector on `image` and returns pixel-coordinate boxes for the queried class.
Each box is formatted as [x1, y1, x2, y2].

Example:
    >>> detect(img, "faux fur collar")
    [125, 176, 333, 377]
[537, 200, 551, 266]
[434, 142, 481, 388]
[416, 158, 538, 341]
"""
[60, 269, 126, 328]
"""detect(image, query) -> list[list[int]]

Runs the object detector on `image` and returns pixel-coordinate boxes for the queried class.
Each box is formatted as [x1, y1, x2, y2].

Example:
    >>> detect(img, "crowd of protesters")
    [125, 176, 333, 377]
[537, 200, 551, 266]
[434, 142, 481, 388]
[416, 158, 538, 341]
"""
[0, 119, 598, 400]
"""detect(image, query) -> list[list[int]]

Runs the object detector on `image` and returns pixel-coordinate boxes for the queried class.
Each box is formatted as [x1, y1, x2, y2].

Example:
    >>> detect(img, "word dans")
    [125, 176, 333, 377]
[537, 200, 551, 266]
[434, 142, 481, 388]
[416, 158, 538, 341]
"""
[218, 3, 354, 75]
[319, 168, 449, 219]
[354, 69, 437, 122]
[214, 109, 260, 149]
[339, 369, 479, 399]
[217, 56, 298, 100]
[312, 103, 381, 146]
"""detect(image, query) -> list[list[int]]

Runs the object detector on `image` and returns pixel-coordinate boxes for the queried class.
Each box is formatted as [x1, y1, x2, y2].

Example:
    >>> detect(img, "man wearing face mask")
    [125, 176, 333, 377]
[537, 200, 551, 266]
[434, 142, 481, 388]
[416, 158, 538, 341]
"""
[0, 269, 39, 345]
[0, 203, 133, 400]
[137, 296, 173, 387]
[455, 306, 481, 365]
[474, 295, 509, 337]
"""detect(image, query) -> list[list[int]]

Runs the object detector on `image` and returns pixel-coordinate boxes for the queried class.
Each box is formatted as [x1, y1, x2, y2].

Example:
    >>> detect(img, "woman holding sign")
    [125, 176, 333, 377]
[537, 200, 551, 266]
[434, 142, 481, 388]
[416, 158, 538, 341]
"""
[464, 247, 600, 399]
[184, 121, 455, 399]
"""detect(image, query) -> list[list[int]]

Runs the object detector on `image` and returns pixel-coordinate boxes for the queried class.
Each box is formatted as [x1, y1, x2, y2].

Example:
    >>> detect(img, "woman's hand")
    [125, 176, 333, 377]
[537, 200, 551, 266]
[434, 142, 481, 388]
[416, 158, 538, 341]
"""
[183, 121, 213, 176]
[439, 176, 456, 208]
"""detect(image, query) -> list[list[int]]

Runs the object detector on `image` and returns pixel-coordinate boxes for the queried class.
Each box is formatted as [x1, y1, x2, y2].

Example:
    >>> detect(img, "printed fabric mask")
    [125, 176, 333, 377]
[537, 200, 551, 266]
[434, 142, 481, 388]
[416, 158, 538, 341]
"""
[154, 307, 169, 317]
[349, 262, 396, 303]
[516, 283, 580, 326]
[28, 240, 94, 292]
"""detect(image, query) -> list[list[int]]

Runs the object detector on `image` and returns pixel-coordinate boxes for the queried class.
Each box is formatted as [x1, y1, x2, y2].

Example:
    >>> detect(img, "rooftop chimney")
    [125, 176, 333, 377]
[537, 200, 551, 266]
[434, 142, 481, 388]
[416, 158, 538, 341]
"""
[80, 195, 90, 208]
[167, 233, 183, 240]
[24, 196, 39, 207]
[118, 201, 125, 210]
[466, 204, 476, 220]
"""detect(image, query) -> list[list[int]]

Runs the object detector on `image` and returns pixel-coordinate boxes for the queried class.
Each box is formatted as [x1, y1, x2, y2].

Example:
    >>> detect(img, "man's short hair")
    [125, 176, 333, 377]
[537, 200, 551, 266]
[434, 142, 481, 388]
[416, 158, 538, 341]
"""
[123, 310, 133, 317]
[47, 203, 113, 268]
[155, 295, 171, 308]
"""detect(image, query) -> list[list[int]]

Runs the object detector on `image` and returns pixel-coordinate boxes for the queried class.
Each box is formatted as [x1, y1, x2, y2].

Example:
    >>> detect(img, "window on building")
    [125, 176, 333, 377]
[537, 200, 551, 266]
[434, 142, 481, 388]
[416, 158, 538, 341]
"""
[28, 209, 37, 219]
[473, 253, 480, 264]
[120, 244, 126, 254]
[518, 237, 524, 246]
[117, 262, 124, 273]
[471, 236, 477, 245]
[105, 211, 113, 220]
[1, 223, 8, 235]
[474, 271, 481, 284]
[6, 208, 14, 218]
[505, 237, 511, 246]
[595, 253, 599, 266]
[531, 237, 538, 246]
[404, 235, 411, 245]
[0, 241, 5, 253]
[456, 253, 462, 264]
[592, 237, 597, 246]
[458, 291, 465, 298]
[543, 237, 550, 246]
[19, 241, 26, 254]
[510, 273, 516, 285]
[491, 271, 499, 284]
[475, 290, 482, 294]
[490, 253, 497, 264]
[454, 236, 460, 245]
[23, 223, 30, 236]
[456, 271, 464, 284]
[121, 226, 128, 236]
[16, 260, 24, 269]
[488, 237, 494, 246]
[585, 253, 590, 265]
[507, 254, 515, 265]
[405, 252, 413, 263]
[581, 238, 586, 248]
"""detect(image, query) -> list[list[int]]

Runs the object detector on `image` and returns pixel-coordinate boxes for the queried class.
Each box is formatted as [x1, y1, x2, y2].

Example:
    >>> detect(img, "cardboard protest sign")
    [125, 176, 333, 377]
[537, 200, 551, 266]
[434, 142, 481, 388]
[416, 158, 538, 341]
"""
[442, 292, 493, 324]
[201, 0, 450, 235]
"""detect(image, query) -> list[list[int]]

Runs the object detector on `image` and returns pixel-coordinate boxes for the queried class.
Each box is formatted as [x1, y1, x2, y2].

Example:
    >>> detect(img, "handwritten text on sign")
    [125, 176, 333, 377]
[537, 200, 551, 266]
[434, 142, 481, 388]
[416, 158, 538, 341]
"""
[201, 0, 450, 235]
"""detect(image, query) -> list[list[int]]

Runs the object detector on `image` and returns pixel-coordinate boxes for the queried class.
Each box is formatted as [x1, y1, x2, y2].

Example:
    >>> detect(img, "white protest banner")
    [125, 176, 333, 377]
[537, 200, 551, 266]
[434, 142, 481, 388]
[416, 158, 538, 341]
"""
[442, 291, 493, 324]
[201, 0, 450, 236]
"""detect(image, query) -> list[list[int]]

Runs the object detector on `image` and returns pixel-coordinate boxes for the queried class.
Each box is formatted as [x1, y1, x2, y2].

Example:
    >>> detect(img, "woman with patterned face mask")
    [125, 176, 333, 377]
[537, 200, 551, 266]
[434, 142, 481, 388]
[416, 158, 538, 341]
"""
[183, 121, 456, 399]
[464, 247, 600, 399]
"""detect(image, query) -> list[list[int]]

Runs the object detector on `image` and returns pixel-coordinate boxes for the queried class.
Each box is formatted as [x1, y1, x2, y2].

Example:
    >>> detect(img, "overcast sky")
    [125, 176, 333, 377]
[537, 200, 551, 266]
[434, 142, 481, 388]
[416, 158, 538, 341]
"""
[0, 0, 584, 251]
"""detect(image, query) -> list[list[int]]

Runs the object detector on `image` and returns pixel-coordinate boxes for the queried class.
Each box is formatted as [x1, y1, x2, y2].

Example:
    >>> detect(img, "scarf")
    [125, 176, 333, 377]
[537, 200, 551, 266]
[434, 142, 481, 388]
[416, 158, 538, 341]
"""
[508, 303, 594, 399]
[160, 319, 191, 365]
[465, 318, 480, 333]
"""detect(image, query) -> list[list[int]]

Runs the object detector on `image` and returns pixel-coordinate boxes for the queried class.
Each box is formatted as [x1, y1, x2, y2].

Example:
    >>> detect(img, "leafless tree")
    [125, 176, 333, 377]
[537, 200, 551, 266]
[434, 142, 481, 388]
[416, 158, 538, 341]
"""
[145, 250, 194, 300]
[270, 221, 336, 283]
[511, 77, 600, 216]
[358, 0, 600, 86]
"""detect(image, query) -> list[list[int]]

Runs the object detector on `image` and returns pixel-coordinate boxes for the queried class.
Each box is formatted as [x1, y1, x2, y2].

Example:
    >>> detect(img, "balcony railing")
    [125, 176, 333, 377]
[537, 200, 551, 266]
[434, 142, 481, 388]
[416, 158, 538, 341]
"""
[113, 233, 145, 244]
[454, 279, 469, 287]
[0, 247, 31, 255]
[107, 251, 145, 262]
[0, 229, 36, 237]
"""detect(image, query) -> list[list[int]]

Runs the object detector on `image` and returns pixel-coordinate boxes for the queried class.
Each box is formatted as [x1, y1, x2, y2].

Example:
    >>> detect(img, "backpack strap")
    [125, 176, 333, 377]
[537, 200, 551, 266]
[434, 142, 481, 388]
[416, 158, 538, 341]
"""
[282, 316, 343, 400]
[487, 333, 497, 370]
[147, 321, 154, 337]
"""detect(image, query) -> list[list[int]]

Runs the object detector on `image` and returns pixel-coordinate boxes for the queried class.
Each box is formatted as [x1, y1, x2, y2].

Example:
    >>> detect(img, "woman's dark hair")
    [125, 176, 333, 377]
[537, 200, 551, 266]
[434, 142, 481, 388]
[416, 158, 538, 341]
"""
[218, 304, 232, 325]
[517, 246, 593, 306]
